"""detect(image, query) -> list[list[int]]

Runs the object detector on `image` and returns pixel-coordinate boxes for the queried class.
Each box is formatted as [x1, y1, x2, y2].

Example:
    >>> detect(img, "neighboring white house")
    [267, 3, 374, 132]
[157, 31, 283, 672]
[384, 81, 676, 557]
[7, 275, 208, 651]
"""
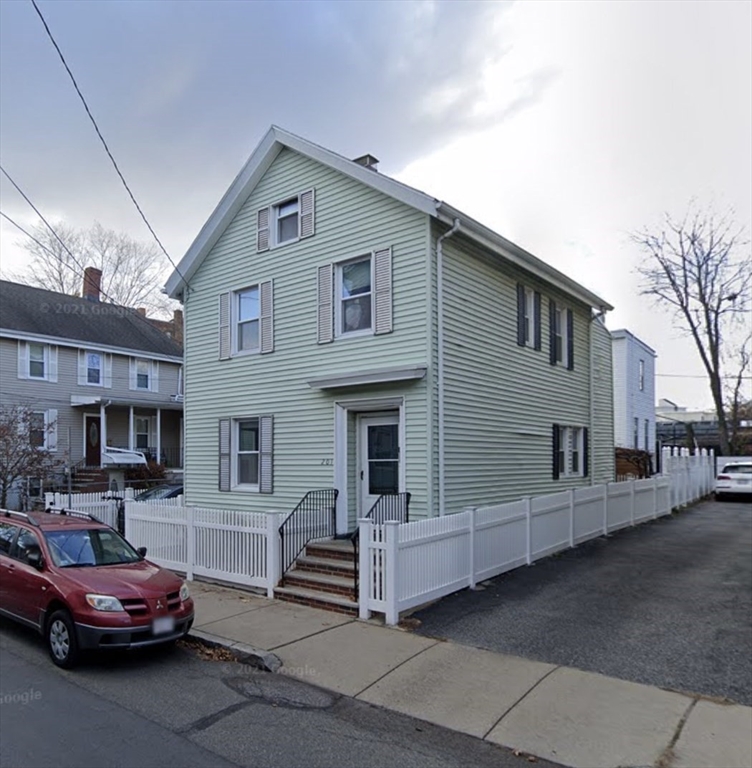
[612, 329, 656, 453]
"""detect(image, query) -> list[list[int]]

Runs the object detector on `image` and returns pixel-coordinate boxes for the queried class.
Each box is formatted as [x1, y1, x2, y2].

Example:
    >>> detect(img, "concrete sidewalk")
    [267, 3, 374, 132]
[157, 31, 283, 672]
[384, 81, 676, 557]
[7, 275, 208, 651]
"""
[188, 581, 752, 768]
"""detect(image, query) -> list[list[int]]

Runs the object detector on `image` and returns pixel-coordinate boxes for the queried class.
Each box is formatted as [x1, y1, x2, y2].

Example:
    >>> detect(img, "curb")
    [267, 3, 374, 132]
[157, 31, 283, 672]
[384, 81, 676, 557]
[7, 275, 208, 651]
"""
[187, 629, 282, 673]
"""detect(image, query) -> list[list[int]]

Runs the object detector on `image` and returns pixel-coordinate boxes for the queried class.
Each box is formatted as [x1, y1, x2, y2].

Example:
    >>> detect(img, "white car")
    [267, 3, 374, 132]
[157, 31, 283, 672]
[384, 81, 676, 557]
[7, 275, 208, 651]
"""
[715, 462, 752, 500]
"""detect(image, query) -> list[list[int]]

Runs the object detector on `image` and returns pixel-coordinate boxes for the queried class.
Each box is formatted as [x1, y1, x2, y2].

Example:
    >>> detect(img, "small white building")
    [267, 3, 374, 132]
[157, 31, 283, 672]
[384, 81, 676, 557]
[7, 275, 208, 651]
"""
[612, 329, 656, 452]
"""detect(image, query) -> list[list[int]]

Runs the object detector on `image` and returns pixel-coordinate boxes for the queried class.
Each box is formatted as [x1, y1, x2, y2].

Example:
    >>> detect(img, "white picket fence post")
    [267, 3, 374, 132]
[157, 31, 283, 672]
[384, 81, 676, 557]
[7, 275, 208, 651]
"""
[266, 512, 281, 598]
[466, 507, 477, 589]
[568, 489, 575, 547]
[602, 483, 609, 535]
[384, 521, 399, 626]
[358, 518, 372, 620]
[630, 479, 636, 526]
[525, 497, 532, 564]
[185, 506, 195, 581]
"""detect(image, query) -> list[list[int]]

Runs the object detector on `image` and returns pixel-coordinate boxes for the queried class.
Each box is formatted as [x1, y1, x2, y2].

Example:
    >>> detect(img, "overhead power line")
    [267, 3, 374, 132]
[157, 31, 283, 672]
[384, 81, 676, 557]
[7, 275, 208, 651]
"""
[29, 0, 189, 294]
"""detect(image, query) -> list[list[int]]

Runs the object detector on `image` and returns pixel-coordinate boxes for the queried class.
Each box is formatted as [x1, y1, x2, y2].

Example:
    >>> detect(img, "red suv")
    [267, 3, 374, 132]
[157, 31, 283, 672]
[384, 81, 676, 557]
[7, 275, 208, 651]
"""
[0, 509, 194, 668]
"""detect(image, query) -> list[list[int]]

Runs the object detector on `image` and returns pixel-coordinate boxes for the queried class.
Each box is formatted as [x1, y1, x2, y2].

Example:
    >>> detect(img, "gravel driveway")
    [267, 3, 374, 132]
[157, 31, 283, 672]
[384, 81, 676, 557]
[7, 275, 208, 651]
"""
[413, 498, 752, 705]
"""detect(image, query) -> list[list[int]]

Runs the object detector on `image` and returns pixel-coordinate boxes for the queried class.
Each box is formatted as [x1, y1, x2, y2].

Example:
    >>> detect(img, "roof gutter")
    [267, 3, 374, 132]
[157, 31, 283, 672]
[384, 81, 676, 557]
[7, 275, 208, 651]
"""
[435, 203, 613, 312]
[437, 218, 461, 516]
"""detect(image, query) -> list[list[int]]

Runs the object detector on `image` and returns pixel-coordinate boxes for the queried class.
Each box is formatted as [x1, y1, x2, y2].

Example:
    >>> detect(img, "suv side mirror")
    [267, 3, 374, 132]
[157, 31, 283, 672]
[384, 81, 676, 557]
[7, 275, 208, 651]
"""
[137, 547, 147, 559]
[26, 549, 44, 570]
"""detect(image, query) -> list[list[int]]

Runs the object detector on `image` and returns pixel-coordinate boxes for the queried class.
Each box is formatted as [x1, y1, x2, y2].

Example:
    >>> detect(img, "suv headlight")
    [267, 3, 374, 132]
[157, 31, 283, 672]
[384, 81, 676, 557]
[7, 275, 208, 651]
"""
[179, 583, 190, 602]
[85, 594, 125, 612]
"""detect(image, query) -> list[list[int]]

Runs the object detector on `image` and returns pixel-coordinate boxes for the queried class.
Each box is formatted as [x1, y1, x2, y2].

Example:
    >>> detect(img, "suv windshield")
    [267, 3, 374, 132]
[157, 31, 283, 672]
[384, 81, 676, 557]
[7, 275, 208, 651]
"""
[44, 528, 141, 567]
[136, 485, 181, 501]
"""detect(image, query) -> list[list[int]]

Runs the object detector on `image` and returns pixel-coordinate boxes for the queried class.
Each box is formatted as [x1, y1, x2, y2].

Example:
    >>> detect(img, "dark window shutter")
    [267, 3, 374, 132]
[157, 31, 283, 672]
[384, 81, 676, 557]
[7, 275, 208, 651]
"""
[534, 292, 542, 351]
[582, 427, 589, 477]
[566, 309, 574, 370]
[516, 283, 526, 346]
[219, 419, 231, 492]
[549, 299, 557, 365]
[552, 423, 560, 480]
[259, 415, 273, 494]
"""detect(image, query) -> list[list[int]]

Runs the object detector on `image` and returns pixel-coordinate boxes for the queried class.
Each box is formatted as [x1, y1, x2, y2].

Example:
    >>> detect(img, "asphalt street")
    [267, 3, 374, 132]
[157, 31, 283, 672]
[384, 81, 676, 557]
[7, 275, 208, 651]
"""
[0, 619, 562, 768]
[414, 497, 752, 705]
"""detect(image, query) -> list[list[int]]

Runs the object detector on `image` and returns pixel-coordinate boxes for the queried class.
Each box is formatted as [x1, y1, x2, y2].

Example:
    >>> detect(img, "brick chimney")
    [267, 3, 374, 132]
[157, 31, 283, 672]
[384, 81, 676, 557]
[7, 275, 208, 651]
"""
[83, 267, 102, 302]
[136, 307, 147, 316]
[172, 309, 184, 345]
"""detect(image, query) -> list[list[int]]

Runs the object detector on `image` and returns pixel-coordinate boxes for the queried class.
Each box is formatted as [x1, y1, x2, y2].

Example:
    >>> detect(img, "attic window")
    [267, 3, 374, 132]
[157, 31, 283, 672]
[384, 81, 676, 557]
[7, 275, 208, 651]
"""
[275, 199, 299, 244]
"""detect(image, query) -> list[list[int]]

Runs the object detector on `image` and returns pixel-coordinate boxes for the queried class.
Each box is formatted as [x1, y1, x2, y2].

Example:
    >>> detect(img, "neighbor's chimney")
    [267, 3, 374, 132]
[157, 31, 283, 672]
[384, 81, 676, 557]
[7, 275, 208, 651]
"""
[172, 309, 184, 345]
[83, 267, 102, 302]
[136, 307, 147, 316]
[352, 154, 379, 172]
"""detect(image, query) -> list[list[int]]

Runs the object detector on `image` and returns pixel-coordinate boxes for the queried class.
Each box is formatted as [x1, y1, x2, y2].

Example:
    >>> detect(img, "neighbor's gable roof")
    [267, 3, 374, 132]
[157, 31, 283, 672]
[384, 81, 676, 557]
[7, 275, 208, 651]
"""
[166, 126, 612, 311]
[0, 280, 183, 360]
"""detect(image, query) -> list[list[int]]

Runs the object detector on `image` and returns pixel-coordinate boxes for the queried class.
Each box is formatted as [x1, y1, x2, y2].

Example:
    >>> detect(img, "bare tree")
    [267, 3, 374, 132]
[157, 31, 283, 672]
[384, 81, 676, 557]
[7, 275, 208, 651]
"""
[633, 204, 751, 455]
[727, 334, 752, 455]
[0, 405, 61, 510]
[13, 220, 174, 316]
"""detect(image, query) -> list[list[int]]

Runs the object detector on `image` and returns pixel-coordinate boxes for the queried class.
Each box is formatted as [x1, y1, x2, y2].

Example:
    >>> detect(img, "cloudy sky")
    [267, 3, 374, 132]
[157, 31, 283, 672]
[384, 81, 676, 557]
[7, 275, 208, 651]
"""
[1, 0, 750, 409]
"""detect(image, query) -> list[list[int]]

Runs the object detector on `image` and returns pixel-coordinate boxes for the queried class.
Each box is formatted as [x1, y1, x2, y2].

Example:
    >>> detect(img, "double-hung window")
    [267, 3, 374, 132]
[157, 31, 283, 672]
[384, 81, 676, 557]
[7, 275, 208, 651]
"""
[549, 300, 573, 369]
[237, 287, 260, 353]
[87, 352, 102, 384]
[516, 284, 541, 349]
[639, 359, 645, 391]
[633, 417, 639, 449]
[553, 424, 587, 479]
[218, 415, 274, 493]
[29, 344, 46, 379]
[130, 358, 158, 392]
[18, 342, 57, 382]
[236, 419, 260, 487]
[135, 417, 150, 450]
[257, 189, 315, 251]
[78, 350, 111, 387]
[29, 412, 46, 448]
[337, 256, 373, 335]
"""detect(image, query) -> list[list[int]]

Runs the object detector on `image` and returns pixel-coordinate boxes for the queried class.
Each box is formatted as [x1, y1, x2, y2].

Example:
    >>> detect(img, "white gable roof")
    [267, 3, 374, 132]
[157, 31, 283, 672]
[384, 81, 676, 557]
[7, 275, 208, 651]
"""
[166, 126, 612, 311]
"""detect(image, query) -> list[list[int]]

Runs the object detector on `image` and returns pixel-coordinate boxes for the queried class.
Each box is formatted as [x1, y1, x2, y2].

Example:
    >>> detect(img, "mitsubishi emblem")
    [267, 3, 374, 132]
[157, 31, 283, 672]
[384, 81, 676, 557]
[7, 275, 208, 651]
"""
[156, 599, 164, 610]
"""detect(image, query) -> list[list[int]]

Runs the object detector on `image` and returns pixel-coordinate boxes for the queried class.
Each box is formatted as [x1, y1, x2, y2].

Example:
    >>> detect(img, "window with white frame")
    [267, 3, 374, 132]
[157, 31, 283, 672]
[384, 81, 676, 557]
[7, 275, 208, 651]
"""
[135, 417, 150, 450]
[639, 359, 645, 391]
[235, 419, 260, 487]
[130, 358, 157, 391]
[236, 286, 260, 353]
[28, 343, 47, 379]
[29, 412, 45, 448]
[136, 359, 150, 389]
[274, 198, 299, 245]
[87, 352, 102, 385]
[633, 417, 639, 449]
[644, 419, 650, 451]
[337, 256, 372, 335]
[549, 301, 573, 369]
[516, 284, 541, 349]
[553, 307, 565, 364]
[556, 425, 585, 478]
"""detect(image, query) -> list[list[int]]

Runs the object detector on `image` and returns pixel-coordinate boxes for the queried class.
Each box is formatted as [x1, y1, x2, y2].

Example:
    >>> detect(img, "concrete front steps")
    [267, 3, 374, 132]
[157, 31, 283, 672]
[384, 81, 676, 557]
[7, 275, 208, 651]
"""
[274, 539, 359, 616]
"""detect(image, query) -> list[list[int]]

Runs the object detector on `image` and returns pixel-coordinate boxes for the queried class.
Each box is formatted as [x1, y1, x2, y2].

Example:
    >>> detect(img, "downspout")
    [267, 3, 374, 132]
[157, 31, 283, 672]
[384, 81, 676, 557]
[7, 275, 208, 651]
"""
[437, 218, 461, 516]
[589, 308, 608, 484]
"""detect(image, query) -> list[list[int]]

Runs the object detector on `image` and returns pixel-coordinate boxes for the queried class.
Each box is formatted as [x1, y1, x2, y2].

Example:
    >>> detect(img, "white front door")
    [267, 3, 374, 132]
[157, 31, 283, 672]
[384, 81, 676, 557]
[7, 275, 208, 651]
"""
[358, 413, 401, 517]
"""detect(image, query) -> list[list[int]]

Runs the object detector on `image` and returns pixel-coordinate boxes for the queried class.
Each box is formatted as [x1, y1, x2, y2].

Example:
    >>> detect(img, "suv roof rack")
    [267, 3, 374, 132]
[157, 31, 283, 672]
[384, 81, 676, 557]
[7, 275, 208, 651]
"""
[45, 508, 104, 525]
[2, 509, 40, 526]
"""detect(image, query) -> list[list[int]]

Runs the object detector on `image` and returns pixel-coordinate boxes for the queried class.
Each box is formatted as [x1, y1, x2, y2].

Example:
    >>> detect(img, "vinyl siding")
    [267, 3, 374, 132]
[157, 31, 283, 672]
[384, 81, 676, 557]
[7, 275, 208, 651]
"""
[438, 226, 603, 511]
[0, 337, 182, 464]
[612, 331, 656, 452]
[591, 317, 615, 482]
[183, 148, 431, 518]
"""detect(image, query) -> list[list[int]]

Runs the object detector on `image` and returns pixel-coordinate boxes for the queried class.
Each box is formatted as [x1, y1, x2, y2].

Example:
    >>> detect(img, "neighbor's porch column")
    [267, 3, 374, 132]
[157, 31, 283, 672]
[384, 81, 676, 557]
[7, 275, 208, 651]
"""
[156, 407, 161, 464]
[128, 406, 134, 451]
[99, 401, 107, 466]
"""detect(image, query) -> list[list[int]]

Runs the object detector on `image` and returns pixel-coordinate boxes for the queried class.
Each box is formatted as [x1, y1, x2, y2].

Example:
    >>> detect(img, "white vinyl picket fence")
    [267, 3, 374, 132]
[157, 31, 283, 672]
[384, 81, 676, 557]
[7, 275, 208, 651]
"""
[359, 450, 714, 625]
[44, 489, 137, 529]
[124, 501, 285, 595]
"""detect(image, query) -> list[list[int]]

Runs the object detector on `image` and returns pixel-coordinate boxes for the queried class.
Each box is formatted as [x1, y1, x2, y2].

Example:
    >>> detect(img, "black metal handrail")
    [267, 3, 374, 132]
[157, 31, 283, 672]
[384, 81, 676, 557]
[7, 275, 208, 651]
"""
[351, 492, 411, 595]
[279, 489, 339, 577]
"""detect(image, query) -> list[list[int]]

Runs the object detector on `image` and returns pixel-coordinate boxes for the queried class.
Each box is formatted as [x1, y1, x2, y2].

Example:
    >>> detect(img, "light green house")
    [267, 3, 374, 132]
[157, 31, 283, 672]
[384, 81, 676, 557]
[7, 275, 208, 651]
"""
[166, 126, 614, 535]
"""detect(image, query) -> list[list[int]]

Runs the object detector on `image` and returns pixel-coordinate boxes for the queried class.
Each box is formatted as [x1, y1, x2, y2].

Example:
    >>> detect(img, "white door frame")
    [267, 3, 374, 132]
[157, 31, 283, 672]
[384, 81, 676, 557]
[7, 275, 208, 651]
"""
[333, 396, 405, 535]
[357, 412, 402, 519]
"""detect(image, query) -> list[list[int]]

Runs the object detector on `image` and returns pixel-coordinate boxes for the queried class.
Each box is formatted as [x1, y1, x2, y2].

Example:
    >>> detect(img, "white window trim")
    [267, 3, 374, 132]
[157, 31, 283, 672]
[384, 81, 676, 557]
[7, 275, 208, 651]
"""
[558, 425, 584, 478]
[524, 287, 536, 347]
[130, 357, 158, 392]
[85, 350, 104, 387]
[271, 195, 300, 248]
[232, 285, 261, 356]
[30, 411, 47, 449]
[639, 359, 645, 391]
[554, 307, 569, 367]
[134, 416, 151, 451]
[335, 254, 374, 339]
[231, 417, 260, 492]
[28, 342, 49, 380]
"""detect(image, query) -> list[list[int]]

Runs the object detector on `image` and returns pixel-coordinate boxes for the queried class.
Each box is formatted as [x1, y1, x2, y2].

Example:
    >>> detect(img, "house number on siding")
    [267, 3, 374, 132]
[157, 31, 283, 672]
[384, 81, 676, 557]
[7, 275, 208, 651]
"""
[320, 459, 333, 466]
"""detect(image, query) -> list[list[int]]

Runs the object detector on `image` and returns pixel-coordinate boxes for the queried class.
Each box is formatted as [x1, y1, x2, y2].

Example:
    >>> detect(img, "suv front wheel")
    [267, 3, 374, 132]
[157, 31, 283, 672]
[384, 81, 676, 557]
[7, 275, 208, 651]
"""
[46, 609, 80, 669]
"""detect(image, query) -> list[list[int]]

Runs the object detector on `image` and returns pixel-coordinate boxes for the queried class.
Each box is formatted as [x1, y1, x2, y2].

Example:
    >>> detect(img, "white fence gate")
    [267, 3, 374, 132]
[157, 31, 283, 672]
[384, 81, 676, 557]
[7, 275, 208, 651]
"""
[360, 450, 714, 625]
